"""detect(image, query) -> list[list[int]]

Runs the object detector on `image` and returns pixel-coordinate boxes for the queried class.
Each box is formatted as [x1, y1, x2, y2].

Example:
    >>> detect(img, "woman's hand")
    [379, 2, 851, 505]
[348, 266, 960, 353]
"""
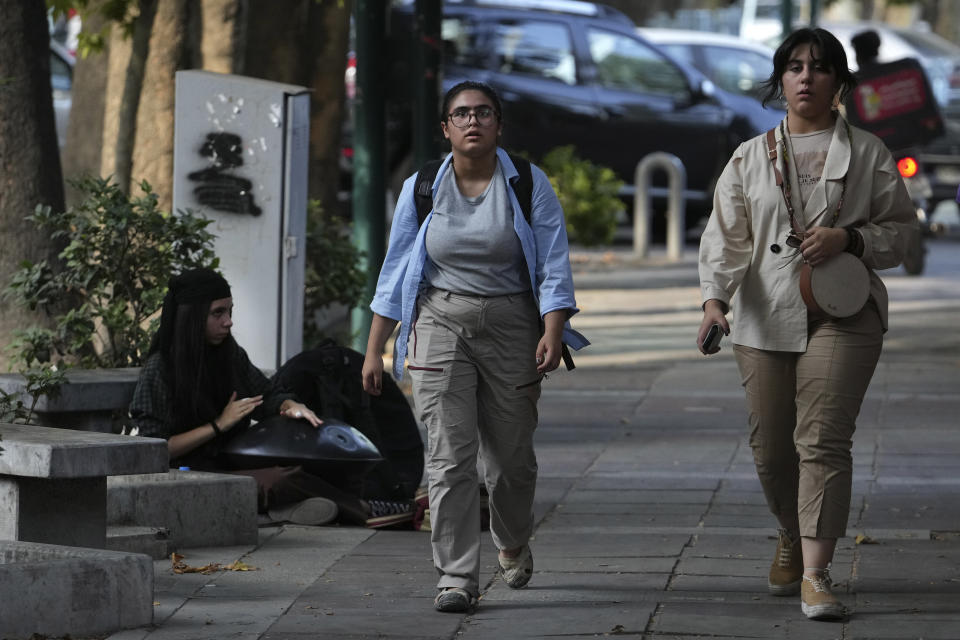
[535, 334, 562, 374]
[218, 391, 264, 429]
[362, 353, 384, 396]
[362, 313, 398, 396]
[280, 399, 322, 427]
[537, 310, 566, 374]
[799, 227, 848, 266]
[698, 299, 729, 355]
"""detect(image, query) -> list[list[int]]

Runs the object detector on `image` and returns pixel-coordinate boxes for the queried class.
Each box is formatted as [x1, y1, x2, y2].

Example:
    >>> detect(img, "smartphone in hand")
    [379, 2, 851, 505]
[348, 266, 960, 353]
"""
[703, 323, 724, 353]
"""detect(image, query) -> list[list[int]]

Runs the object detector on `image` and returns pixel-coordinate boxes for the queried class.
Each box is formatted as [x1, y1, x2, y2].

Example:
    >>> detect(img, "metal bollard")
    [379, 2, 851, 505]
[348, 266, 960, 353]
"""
[633, 152, 686, 260]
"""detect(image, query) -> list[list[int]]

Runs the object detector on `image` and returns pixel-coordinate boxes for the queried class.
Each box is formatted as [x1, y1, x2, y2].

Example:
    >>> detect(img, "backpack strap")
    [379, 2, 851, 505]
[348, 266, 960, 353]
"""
[506, 153, 533, 225]
[414, 159, 444, 226]
[414, 154, 534, 226]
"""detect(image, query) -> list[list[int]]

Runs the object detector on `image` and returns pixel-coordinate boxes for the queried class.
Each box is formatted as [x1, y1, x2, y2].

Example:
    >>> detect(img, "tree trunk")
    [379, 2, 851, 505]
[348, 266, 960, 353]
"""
[115, 0, 158, 195]
[201, 0, 245, 73]
[130, 0, 191, 212]
[242, 0, 312, 82]
[61, 9, 109, 205]
[306, 0, 351, 217]
[0, 0, 66, 368]
[242, 0, 351, 215]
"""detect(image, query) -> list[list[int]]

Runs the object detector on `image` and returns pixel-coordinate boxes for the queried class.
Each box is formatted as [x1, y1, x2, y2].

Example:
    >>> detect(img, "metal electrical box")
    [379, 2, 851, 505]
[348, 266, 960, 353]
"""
[173, 70, 310, 370]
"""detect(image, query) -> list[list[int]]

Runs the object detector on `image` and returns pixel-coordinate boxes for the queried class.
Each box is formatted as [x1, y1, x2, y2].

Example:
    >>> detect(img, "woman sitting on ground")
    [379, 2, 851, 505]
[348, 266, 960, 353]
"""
[127, 268, 409, 527]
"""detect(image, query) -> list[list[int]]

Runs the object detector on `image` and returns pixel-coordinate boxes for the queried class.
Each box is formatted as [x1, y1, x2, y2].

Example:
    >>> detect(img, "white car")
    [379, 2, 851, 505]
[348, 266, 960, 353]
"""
[50, 39, 74, 149]
[638, 28, 777, 102]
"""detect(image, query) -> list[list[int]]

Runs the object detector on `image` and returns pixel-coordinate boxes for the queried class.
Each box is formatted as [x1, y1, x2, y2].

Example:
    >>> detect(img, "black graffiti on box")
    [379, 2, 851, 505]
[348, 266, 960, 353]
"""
[187, 132, 262, 216]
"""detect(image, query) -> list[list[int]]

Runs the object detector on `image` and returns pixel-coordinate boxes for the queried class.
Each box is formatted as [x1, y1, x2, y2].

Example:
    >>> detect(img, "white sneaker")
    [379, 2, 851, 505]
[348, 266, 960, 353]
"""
[267, 497, 338, 526]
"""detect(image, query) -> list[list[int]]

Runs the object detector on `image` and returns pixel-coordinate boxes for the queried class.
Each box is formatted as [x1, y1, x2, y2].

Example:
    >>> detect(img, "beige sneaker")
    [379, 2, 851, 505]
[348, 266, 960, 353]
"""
[801, 570, 846, 620]
[498, 545, 533, 589]
[768, 529, 803, 596]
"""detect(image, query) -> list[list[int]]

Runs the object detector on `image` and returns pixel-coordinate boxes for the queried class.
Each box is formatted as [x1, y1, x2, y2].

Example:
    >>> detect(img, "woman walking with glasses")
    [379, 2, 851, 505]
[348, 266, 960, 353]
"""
[698, 28, 917, 620]
[361, 81, 587, 613]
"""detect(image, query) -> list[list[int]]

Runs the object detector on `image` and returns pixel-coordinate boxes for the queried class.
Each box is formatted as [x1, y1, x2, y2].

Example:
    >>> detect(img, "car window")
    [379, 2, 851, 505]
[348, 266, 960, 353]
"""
[492, 19, 576, 85]
[660, 43, 696, 67]
[700, 46, 772, 98]
[441, 16, 486, 68]
[50, 50, 72, 92]
[587, 28, 687, 97]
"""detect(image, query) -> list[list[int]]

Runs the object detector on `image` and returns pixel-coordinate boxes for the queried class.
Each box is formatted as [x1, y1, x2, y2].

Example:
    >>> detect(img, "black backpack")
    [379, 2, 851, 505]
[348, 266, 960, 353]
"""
[413, 153, 533, 226]
[412, 155, 575, 371]
[273, 339, 425, 500]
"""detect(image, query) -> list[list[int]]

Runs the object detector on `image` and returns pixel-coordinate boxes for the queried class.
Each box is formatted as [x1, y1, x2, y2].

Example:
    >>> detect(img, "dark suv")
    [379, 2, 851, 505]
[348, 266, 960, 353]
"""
[372, 0, 783, 222]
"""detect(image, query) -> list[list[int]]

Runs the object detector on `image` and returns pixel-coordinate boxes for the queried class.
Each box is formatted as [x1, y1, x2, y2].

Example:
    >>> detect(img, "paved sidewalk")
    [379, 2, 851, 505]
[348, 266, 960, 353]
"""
[109, 244, 960, 640]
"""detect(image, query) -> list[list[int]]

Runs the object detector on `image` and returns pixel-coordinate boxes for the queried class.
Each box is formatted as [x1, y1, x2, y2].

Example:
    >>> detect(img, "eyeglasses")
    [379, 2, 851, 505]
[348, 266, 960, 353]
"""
[447, 106, 497, 128]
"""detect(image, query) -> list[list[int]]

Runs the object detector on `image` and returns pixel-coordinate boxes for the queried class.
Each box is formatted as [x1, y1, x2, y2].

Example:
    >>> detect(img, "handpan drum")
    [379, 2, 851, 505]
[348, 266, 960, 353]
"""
[799, 252, 870, 318]
[221, 416, 383, 477]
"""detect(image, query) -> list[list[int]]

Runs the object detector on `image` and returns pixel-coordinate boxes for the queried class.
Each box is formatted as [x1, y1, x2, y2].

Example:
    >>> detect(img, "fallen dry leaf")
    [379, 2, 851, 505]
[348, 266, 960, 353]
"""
[855, 534, 879, 545]
[171, 553, 256, 575]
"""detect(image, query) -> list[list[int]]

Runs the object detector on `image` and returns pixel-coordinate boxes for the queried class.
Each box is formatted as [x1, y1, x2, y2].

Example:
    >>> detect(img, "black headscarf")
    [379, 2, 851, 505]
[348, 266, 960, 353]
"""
[154, 268, 231, 356]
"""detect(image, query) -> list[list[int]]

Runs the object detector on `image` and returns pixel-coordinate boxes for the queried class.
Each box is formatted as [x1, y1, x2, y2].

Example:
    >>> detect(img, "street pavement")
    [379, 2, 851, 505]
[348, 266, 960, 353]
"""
[108, 239, 960, 640]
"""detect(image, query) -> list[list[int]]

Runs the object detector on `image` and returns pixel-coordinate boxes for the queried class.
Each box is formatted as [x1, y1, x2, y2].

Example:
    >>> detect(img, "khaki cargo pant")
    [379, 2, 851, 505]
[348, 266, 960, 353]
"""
[733, 302, 883, 539]
[408, 287, 542, 597]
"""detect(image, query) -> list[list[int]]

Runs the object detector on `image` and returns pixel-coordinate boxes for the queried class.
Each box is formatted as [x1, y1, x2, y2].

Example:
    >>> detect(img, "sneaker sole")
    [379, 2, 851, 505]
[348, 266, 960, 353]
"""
[366, 512, 415, 528]
[768, 579, 801, 596]
[501, 571, 531, 589]
[801, 601, 846, 620]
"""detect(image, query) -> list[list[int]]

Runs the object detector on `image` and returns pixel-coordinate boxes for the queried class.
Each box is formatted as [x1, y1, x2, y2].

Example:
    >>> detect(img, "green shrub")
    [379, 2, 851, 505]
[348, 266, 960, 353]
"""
[540, 145, 624, 246]
[0, 367, 66, 424]
[4, 176, 219, 370]
[303, 200, 367, 346]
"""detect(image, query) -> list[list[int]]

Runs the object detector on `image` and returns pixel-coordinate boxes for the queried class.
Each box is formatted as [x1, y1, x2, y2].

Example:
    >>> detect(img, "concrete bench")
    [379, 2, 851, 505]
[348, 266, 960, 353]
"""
[0, 423, 168, 549]
[0, 368, 141, 433]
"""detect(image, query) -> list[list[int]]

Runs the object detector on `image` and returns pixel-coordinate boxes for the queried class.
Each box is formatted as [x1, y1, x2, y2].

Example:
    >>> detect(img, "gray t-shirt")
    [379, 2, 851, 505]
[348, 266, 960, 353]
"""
[423, 160, 530, 296]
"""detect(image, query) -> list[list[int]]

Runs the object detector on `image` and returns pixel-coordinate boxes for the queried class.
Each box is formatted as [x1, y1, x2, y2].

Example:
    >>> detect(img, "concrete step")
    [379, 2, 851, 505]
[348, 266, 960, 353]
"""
[107, 469, 258, 550]
[107, 524, 170, 560]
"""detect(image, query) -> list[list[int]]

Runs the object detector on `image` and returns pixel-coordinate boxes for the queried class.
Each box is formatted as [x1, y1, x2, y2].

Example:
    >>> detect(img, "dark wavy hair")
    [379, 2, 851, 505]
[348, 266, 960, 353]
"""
[164, 299, 239, 430]
[759, 27, 857, 108]
[440, 81, 503, 123]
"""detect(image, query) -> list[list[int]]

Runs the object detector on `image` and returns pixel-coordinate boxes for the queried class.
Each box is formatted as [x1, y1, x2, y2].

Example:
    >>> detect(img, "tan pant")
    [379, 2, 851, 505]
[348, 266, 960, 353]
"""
[733, 303, 883, 538]
[408, 287, 541, 597]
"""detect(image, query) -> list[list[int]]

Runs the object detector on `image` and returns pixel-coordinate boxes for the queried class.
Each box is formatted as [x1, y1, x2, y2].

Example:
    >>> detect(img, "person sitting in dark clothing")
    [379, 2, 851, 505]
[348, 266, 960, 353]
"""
[127, 268, 414, 528]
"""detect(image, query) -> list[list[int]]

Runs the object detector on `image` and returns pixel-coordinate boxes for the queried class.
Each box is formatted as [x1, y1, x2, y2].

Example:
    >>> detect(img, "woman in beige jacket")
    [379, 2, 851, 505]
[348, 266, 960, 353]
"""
[697, 27, 918, 621]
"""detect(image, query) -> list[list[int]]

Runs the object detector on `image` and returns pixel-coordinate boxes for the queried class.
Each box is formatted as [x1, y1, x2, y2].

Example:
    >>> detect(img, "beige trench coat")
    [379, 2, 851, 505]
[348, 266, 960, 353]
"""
[699, 115, 918, 352]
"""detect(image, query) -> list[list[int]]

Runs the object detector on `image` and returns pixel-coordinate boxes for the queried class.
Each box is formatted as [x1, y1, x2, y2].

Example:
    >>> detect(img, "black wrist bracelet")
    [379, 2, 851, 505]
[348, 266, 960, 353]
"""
[210, 420, 221, 436]
[844, 227, 863, 257]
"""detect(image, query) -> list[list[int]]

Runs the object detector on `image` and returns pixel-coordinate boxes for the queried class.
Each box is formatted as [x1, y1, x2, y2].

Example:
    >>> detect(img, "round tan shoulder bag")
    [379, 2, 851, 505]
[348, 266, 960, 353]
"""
[798, 253, 870, 318]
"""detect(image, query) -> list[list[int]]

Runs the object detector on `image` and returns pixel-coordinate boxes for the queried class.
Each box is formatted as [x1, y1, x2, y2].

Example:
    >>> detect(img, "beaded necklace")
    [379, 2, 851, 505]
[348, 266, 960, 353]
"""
[778, 117, 852, 248]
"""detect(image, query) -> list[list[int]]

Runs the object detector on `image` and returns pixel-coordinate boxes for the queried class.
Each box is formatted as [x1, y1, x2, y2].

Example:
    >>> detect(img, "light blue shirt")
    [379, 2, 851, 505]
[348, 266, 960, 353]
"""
[370, 148, 589, 380]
